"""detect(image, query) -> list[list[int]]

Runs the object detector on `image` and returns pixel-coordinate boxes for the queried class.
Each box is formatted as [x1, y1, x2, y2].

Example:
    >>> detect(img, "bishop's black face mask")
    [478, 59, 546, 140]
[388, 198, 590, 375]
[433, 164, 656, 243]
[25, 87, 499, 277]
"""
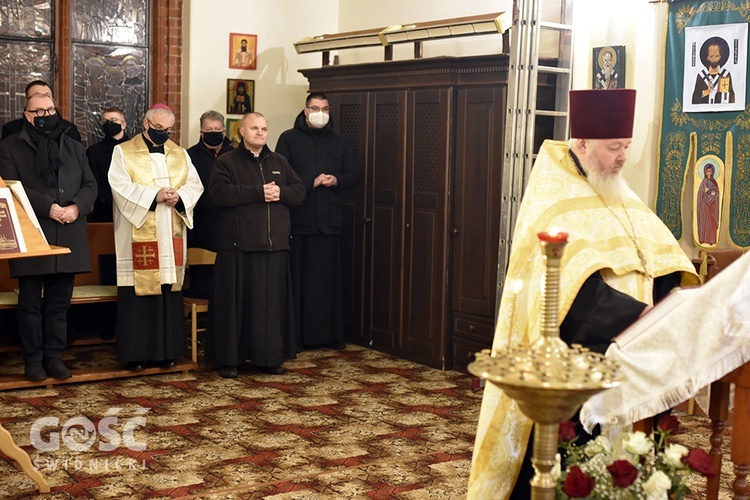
[34, 114, 59, 134]
[101, 120, 122, 139]
[148, 127, 170, 146]
[202, 131, 224, 147]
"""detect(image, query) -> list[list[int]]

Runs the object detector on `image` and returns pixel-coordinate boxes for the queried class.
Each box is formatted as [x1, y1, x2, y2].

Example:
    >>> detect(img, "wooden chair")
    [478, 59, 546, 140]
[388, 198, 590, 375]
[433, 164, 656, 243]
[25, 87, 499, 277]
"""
[183, 248, 216, 363]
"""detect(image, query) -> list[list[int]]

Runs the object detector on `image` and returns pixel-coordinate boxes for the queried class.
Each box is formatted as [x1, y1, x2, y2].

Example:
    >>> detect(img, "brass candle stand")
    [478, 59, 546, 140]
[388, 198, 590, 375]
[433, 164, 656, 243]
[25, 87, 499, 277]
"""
[469, 232, 623, 499]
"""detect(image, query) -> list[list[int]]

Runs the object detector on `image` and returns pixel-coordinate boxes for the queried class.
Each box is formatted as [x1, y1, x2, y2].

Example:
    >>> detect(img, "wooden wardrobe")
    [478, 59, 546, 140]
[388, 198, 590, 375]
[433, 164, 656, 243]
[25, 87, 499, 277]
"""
[301, 54, 557, 371]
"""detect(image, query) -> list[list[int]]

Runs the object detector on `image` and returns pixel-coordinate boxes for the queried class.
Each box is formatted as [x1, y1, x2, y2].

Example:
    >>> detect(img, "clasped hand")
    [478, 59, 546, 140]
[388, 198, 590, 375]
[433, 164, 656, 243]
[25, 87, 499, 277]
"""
[49, 203, 80, 225]
[314, 173, 338, 188]
[157, 187, 180, 207]
[264, 181, 281, 202]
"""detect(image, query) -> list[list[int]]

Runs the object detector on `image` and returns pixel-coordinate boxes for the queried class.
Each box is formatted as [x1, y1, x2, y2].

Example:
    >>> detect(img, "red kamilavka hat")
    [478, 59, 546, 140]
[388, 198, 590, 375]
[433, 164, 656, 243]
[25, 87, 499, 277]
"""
[569, 89, 636, 139]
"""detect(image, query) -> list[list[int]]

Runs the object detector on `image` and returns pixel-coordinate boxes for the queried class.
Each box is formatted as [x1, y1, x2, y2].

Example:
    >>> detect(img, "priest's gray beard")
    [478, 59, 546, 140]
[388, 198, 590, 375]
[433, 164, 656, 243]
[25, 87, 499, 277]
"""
[582, 158, 630, 205]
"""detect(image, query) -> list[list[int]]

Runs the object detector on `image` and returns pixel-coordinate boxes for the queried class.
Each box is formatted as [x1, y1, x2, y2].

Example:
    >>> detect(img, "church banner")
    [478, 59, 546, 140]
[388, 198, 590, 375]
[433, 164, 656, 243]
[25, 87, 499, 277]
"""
[656, 0, 750, 249]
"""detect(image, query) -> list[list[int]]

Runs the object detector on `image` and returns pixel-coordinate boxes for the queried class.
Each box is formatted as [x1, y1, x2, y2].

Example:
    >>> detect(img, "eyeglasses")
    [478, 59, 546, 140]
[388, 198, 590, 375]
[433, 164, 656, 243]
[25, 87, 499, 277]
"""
[26, 107, 57, 117]
[306, 106, 330, 113]
[201, 127, 225, 133]
[147, 119, 175, 135]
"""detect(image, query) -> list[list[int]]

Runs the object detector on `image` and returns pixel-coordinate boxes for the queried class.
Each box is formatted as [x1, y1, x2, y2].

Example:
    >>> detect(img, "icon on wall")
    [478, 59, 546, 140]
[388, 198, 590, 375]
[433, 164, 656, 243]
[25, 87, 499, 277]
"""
[592, 45, 625, 89]
[226, 118, 242, 148]
[229, 33, 257, 70]
[227, 79, 254, 115]
[683, 23, 747, 113]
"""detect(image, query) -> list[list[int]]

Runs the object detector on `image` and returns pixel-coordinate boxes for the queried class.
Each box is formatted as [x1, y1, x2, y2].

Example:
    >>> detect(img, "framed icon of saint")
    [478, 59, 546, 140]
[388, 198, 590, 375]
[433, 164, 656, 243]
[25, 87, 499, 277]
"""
[229, 33, 257, 70]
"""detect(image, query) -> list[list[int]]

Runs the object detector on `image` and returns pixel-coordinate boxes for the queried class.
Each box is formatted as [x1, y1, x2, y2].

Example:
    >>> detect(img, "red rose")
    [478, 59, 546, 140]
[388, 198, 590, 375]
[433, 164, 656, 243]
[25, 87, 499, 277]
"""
[607, 459, 638, 488]
[683, 449, 716, 477]
[657, 414, 679, 435]
[562, 466, 595, 498]
[559, 420, 578, 443]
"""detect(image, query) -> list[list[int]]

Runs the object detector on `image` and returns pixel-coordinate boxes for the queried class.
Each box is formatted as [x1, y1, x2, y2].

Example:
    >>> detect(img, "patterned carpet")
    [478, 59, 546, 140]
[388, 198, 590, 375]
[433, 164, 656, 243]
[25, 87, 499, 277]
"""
[0, 345, 480, 499]
[0, 344, 735, 499]
[669, 411, 734, 500]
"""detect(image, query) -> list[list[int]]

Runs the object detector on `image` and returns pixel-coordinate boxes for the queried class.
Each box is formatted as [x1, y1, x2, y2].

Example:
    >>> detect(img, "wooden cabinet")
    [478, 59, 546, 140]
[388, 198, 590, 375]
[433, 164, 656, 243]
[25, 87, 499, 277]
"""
[450, 86, 507, 371]
[302, 55, 555, 370]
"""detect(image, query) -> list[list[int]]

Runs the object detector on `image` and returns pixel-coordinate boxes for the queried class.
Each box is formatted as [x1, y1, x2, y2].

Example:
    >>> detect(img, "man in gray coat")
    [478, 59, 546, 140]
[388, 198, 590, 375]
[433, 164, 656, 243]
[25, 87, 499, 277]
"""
[0, 93, 97, 381]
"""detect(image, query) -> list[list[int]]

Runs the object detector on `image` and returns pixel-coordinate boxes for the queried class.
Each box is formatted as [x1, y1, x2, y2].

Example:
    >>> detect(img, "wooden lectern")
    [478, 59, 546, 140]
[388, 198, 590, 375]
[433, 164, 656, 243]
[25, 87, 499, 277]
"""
[0, 176, 70, 494]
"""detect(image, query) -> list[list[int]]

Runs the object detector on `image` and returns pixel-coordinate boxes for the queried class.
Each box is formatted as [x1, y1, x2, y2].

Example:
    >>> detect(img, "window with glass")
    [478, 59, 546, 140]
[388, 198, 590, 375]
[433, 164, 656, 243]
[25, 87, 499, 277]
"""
[0, 0, 150, 146]
[0, 2, 53, 132]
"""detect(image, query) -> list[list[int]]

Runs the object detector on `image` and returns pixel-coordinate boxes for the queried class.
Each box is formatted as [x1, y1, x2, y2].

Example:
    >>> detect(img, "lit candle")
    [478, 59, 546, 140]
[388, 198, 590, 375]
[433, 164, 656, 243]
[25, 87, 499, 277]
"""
[538, 228, 569, 243]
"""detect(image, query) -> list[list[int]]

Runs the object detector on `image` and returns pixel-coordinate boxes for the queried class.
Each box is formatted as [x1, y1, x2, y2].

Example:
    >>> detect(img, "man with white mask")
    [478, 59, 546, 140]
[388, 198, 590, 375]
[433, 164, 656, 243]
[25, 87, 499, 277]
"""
[275, 93, 360, 352]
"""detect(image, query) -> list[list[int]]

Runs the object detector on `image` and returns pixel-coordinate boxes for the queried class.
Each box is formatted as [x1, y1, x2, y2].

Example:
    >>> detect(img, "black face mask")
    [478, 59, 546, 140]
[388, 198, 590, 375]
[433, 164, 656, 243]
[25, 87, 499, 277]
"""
[102, 120, 123, 139]
[148, 127, 170, 146]
[202, 131, 225, 147]
[34, 114, 59, 134]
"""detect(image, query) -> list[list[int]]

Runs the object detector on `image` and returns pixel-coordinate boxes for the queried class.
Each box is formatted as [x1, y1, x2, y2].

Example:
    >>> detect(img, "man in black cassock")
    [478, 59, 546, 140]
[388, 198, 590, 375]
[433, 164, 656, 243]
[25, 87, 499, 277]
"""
[207, 112, 305, 378]
[86, 106, 129, 222]
[275, 93, 360, 351]
[185, 110, 233, 299]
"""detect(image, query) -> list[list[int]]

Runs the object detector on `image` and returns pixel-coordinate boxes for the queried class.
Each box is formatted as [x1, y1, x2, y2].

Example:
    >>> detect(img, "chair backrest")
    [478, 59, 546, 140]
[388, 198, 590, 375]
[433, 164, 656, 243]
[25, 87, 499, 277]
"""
[186, 247, 217, 267]
[706, 248, 747, 281]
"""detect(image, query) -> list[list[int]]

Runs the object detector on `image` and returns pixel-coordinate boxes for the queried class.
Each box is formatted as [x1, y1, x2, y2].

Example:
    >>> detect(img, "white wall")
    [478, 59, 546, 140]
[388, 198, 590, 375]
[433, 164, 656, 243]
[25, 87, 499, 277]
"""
[571, 0, 668, 205]
[183, 0, 668, 210]
[335, 0, 513, 63]
[182, 0, 339, 149]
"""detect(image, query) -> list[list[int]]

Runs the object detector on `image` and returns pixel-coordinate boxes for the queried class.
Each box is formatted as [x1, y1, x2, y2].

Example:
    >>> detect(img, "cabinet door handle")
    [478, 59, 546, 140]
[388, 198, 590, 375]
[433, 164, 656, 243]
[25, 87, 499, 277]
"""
[469, 324, 476, 332]
[365, 217, 371, 224]
[453, 228, 460, 235]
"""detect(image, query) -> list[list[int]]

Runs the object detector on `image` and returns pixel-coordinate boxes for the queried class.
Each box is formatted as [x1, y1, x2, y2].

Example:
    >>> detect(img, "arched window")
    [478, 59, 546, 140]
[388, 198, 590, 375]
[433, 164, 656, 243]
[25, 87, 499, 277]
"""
[0, 0, 181, 146]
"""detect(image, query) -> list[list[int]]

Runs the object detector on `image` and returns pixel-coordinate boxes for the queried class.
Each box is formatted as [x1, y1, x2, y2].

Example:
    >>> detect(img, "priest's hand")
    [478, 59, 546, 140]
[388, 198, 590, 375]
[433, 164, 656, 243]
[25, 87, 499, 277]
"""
[320, 174, 338, 187]
[157, 187, 180, 207]
[264, 181, 280, 202]
[313, 173, 327, 188]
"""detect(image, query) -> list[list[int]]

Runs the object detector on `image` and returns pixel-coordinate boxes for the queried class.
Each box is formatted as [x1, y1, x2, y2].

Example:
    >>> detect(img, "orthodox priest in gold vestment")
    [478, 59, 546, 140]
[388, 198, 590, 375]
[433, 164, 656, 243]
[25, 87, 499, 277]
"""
[468, 89, 699, 499]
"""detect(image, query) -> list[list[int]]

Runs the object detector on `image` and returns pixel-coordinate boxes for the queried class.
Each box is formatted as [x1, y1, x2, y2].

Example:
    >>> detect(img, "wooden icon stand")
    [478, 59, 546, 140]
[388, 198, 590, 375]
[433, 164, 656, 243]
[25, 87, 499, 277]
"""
[0, 176, 69, 494]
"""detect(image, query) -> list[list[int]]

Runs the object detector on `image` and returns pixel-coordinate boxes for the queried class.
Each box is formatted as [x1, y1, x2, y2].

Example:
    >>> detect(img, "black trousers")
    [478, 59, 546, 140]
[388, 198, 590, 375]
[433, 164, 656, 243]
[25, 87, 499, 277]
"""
[16, 273, 75, 363]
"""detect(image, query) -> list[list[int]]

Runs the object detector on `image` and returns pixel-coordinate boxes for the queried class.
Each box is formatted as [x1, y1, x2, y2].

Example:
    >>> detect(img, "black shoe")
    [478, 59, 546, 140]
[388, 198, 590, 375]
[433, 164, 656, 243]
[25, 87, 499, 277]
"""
[160, 359, 175, 369]
[264, 365, 285, 375]
[43, 358, 72, 380]
[128, 361, 145, 372]
[329, 342, 346, 350]
[24, 361, 48, 382]
[219, 365, 238, 378]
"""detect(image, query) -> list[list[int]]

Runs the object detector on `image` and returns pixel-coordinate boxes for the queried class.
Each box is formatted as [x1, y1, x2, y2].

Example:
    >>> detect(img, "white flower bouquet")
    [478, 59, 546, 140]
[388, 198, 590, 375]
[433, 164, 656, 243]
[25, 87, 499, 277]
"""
[555, 414, 716, 499]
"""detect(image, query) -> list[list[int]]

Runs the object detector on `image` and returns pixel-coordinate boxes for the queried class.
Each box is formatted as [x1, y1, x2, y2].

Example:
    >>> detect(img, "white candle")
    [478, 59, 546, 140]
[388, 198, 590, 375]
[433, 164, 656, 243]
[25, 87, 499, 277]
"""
[508, 279, 524, 330]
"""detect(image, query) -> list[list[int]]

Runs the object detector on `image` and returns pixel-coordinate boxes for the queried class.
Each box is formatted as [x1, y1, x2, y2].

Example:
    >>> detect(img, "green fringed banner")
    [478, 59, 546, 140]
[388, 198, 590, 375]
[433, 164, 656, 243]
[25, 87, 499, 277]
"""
[656, 0, 750, 248]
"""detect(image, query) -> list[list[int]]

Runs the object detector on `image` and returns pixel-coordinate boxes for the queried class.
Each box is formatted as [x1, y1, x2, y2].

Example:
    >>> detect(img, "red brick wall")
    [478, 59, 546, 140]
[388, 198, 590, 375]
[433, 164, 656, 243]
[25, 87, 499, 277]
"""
[56, 0, 73, 115]
[151, 0, 184, 143]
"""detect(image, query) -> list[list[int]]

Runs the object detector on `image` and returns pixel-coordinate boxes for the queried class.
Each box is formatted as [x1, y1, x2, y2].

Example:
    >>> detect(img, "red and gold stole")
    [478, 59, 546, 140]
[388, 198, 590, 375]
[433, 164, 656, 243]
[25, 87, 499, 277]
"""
[119, 135, 188, 295]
